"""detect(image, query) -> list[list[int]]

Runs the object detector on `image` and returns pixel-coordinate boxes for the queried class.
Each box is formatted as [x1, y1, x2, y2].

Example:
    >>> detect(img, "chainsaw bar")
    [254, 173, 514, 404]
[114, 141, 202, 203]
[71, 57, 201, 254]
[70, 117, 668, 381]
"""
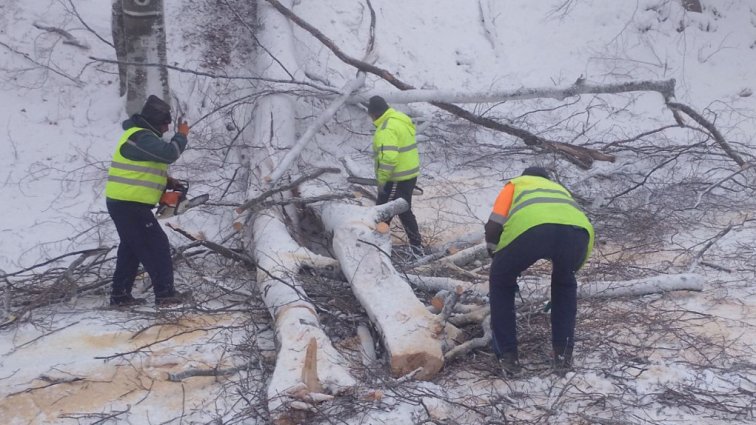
[157, 194, 209, 219]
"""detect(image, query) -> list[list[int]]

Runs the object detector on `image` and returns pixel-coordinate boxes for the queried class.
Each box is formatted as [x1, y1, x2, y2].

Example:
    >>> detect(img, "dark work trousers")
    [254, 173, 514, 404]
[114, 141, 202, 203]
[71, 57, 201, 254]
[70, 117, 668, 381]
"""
[489, 223, 589, 357]
[106, 199, 175, 300]
[377, 177, 422, 249]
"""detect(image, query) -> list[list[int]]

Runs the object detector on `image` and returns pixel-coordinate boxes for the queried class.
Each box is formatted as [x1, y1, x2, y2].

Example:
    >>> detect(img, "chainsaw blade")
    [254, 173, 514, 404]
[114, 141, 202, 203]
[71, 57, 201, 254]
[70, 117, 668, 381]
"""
[157, 194, 209, 219]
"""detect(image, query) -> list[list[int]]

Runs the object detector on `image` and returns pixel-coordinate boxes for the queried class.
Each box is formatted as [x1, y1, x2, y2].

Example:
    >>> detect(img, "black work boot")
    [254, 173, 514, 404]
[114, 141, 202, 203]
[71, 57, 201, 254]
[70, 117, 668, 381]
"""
[498, 351, 521, 378]
[552, 345, 574, 376]
[110, 293, 147, 307]
[155, 289, 194, 307]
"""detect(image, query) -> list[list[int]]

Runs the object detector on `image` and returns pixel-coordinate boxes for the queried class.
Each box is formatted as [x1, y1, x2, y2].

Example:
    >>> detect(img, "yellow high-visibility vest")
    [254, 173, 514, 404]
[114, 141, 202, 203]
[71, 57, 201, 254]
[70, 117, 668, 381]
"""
[496, 175, 594, 263]
[105, 127, 168, 205]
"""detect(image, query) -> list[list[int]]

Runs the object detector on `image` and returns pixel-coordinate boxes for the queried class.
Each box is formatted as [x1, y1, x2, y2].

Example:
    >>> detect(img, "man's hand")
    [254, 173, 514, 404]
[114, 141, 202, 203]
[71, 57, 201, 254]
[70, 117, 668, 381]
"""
[177, 117, 189, 136]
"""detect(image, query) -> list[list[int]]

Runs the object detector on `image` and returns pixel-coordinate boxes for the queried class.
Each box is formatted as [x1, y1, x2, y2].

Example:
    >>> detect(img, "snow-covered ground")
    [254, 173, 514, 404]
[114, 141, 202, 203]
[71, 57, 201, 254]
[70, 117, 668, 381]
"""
[1, 0, 754, 424]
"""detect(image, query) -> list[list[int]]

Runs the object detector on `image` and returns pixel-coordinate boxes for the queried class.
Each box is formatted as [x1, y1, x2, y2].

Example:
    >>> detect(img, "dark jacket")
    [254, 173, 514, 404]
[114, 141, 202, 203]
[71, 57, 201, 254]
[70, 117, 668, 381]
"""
[120, 115, 188, 164]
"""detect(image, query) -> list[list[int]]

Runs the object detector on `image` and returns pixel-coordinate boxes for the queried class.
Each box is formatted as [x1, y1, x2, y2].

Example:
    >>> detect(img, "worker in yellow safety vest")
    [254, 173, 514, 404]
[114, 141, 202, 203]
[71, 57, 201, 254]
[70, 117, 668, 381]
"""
[368, 96, 422, 256]
[484, 166, 594, 376]
[105, 95, 192, 307]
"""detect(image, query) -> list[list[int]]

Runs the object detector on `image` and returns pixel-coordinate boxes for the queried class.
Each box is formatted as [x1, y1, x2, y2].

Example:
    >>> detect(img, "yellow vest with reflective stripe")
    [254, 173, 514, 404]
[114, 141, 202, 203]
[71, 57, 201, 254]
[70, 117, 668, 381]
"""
[105, 127, 168, 205]
[372, 108, 420, 183]
[496, 176, 594, 262]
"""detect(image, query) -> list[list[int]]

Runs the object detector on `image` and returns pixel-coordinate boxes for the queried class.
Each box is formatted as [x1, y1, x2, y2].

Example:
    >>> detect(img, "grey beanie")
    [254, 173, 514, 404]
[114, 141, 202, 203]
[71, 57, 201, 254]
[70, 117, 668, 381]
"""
[140, 95, 172, 127]
[367, 95, 389, 116]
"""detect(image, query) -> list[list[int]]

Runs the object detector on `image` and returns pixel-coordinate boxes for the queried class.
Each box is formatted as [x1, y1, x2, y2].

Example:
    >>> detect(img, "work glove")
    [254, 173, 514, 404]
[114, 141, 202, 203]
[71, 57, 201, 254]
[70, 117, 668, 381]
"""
[177, 118, 190, 137]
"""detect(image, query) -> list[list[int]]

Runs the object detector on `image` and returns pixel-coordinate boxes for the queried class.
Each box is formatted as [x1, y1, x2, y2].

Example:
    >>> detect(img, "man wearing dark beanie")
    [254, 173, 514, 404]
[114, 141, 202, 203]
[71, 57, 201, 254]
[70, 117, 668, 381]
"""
[104, 95, 192, 307]
[485, 166, 594, 377]
[367, 95, 423, 256]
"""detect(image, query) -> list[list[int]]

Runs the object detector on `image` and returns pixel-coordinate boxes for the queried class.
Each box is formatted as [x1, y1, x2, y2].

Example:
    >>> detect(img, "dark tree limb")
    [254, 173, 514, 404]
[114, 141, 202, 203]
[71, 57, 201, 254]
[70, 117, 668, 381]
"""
[165, 223, 257, 269]
[667, 101, 748, 168]
[263, 0, 614, 169]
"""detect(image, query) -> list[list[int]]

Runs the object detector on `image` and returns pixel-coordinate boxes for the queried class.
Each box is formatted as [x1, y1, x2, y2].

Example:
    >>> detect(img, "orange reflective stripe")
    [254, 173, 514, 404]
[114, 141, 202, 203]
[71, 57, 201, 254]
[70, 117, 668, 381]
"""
[492, 182, 514, 218]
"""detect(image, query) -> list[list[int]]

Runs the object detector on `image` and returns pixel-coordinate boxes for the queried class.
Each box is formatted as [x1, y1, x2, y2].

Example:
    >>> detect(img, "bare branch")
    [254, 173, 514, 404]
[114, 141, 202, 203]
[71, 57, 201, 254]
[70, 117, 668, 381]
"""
[263, 0, 616, 169]
[266, 73, 366, 184]
[667, 101, 748, 167]
[32, 22, 89, 50]
[236, 167, 341, 213]
[0, 40, 83, 86]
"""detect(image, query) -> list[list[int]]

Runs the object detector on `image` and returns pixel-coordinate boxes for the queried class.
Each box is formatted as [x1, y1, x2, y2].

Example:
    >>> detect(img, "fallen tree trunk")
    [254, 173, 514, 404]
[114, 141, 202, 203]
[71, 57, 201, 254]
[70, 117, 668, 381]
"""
[252, 212, 357, 416]
[238, 0, 356, 421]
[578, 273, 704, 298]
[317, 198, 444, 379]
[358, 79, 676, 106]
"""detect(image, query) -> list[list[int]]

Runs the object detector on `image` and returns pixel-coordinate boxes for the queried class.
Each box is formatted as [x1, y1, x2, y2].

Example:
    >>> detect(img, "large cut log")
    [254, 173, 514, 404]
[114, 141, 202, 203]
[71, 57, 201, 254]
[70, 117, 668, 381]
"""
[237, 0, 356, 421]
[252, 212, 356, 416]
[318, 199, 444, 379]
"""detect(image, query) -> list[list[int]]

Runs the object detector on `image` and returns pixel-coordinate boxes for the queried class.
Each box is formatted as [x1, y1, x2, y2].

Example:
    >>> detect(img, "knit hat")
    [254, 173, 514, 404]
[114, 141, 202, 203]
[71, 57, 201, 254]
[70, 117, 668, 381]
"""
[140, 95, 172, 127]
[367, 95, 389, 117]
[521, 166, 551, 180]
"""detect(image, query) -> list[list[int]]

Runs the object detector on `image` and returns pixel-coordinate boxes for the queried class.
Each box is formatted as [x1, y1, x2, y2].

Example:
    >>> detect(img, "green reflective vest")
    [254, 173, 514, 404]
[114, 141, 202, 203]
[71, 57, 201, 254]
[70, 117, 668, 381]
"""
[496, 175, 594, 263]
[105, 127, 168, 205]
[372, 108, 420, 185]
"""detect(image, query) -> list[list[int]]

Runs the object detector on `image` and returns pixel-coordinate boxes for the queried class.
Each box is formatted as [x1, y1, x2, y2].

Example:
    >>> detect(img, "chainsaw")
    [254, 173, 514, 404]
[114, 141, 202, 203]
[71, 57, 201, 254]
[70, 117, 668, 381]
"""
[156, 180, 209, 219]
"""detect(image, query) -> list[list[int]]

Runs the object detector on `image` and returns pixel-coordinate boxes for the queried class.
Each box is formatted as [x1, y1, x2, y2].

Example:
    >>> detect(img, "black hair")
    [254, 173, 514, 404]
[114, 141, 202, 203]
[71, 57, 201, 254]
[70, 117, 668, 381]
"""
[521, 166, 551, 180]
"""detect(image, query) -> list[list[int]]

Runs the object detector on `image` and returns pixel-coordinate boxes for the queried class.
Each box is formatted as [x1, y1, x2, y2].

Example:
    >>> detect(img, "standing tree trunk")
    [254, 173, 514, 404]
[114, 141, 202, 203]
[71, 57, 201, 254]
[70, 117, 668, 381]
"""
[112, 0, 171, 114]
[111, 0, 127, 96]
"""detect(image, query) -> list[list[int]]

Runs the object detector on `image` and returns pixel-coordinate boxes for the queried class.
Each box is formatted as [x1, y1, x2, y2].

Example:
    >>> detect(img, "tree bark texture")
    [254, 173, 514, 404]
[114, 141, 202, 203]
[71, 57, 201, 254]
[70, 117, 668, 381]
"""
[110, 0, 127, 96]
[118, 0, 171, 114]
